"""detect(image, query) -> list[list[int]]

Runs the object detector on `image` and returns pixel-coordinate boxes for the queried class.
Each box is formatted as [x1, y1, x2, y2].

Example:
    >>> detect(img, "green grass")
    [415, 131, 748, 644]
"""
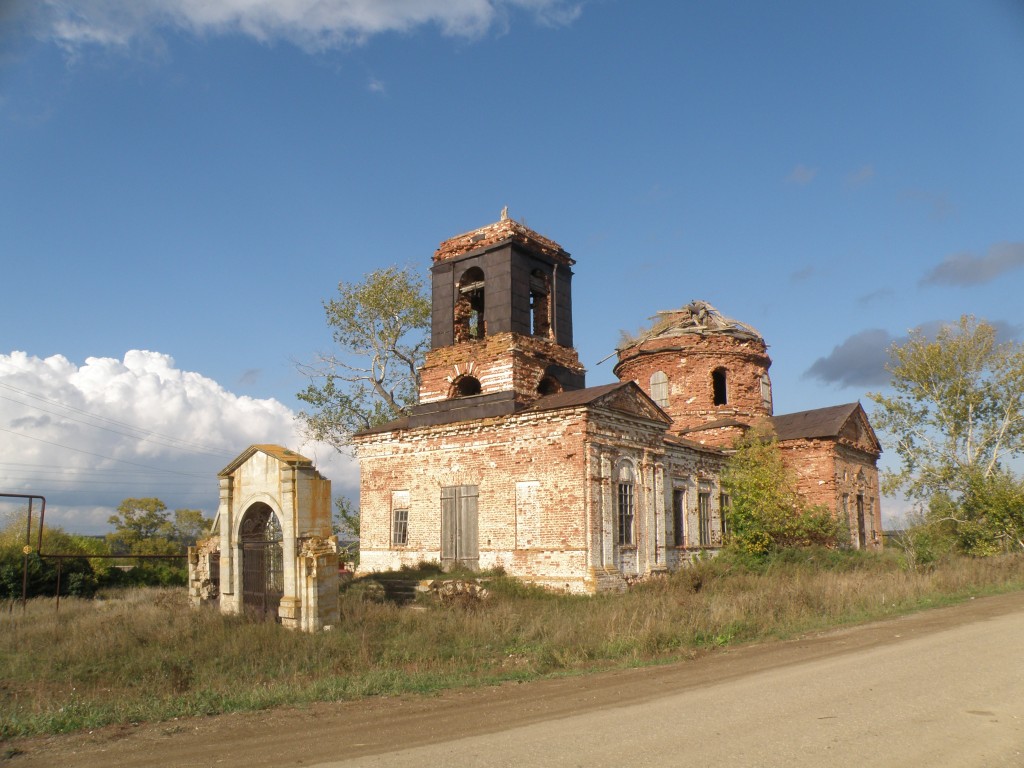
[3, 549, 1024, 740]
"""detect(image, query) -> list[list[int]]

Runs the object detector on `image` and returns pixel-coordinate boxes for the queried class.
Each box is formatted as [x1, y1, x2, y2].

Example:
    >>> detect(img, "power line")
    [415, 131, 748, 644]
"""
[0, 427, 211, 478]
[0, 379, 239, 458]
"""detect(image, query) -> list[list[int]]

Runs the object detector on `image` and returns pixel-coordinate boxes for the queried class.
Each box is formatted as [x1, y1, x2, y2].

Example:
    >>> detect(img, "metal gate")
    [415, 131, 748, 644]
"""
[240, 504, 284, 620]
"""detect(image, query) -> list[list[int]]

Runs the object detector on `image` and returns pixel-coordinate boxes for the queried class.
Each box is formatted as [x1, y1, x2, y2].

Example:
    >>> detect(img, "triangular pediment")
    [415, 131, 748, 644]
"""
[218, 444, 314, 477]
[838, 404, 882, 455]
[592, 382, 671, 424]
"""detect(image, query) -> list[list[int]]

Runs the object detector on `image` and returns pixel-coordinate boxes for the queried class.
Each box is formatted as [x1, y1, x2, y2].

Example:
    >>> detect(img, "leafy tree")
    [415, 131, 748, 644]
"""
[927, 470, 1024, 556]
[169, 508, 213, 547]
[722, 427, 843, 555]
[869, 316, 1024, 502]
[333, 495, 360, 541]
[107, 498, 211, 556]
[0, 511, 109, 598]
[107, 497, 173, 555]
[297, 265, 431, 451]
[333, 495, 360, 568]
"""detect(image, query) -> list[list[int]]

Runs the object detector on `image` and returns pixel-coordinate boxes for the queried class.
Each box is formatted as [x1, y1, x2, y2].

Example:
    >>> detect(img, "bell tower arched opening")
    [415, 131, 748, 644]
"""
[455, 267, 486, 342]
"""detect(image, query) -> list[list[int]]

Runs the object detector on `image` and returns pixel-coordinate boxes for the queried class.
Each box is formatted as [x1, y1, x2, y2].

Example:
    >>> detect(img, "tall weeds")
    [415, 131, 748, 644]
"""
[2, 550, 1023, 740]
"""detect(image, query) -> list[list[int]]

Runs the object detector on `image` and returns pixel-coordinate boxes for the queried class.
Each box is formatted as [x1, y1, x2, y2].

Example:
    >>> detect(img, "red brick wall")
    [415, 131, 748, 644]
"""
[614, 333, 772, 445]
[356, 407, 596, 591]
[419, 331, 585, 405]
[777, 438, 882, 549]
[356, 396, 738, 592]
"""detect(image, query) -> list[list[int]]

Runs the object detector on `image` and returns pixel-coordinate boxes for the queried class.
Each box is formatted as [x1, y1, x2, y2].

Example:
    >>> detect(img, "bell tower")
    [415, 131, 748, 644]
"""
[410, 212, 586, 427]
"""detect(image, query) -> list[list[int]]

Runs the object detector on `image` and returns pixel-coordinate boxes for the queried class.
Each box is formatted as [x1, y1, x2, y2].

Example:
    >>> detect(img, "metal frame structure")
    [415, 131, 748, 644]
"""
[3, 492, 185, 610]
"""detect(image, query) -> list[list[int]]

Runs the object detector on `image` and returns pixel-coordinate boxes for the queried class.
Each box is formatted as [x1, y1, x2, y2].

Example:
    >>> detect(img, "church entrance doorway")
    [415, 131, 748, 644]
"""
[441, 485, 479, 569]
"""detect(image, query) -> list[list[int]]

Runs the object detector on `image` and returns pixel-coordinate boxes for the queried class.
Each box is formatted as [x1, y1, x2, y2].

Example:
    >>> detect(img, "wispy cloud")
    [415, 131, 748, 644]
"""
[367, 77, 386, 95]
[789, 266, 815, 283]
[857, 288, 895, 306]
[31, 0, 585, 53]
[237, 368, 262, 386]
[920, 242, 1024, 287]
[786, 163, 818, 185]
[846, 164, 875, 187]
[903, 188, 956, 220]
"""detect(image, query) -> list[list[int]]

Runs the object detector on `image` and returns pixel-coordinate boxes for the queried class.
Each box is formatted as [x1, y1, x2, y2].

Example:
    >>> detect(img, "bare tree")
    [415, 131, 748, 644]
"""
[297, 265, 431, 452]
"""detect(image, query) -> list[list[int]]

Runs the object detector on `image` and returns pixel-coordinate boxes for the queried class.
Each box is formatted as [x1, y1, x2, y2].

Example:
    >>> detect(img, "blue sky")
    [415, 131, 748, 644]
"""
[2, 0, 1022, 532]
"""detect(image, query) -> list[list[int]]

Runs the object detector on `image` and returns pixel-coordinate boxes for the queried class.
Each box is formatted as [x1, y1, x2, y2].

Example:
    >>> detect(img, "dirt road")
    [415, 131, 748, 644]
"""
[7, 592, 1024, 767]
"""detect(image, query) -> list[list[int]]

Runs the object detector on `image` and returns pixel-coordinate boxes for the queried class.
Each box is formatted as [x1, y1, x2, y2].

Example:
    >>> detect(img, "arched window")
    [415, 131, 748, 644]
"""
[455, 267, 485, 342]
[616, 462, 636, 546]
[650, 371, 669, 408]
[452, 375, 482, 398]
[712, 367, 728, 406]
[537, 375, 562, 396]
[529, 269, 551, 338]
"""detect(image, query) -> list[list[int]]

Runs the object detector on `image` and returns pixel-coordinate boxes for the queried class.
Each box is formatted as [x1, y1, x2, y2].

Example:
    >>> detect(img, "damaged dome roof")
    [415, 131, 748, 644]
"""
[622, 300, 765, 348]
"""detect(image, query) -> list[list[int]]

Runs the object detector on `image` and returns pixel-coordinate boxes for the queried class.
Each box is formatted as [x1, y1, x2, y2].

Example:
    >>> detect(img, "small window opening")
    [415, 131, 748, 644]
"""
[760, 373, 772, 410]
[455, 267, 486, 342]
[453, 376, 482, 398]
[537, 376, 562, 396]
[529, 269, 551, 338]
[712, 367, 728, 406]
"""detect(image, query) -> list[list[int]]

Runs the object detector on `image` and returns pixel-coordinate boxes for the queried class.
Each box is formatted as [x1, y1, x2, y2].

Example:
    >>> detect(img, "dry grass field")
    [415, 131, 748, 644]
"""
[3, 549, 1024, 742]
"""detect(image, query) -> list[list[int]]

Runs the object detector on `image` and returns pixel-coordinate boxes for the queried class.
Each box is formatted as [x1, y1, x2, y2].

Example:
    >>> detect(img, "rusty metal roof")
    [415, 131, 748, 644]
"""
[525, 382, 628, 411]
[675, 416, 752, 435]
[356, 381, 671, 437]
[769, 403, 863, 441]
[218, 444, 314, 476]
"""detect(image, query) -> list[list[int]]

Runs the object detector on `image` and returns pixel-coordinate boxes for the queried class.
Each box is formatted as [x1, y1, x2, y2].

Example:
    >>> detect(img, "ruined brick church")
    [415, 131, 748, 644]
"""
[354, 213, 882, 593]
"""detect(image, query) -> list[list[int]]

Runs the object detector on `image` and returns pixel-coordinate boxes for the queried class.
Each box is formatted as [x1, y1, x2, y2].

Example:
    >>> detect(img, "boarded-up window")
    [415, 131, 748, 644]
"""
[650, 371, 669, 408]
[441, 485, 479, 565]
[515, 481, 541, 549]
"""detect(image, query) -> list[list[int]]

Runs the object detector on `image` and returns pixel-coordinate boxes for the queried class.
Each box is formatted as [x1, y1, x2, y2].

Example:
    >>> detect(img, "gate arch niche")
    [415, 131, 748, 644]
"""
[239, 502, 284, 620]
[208, 444, 339, 632]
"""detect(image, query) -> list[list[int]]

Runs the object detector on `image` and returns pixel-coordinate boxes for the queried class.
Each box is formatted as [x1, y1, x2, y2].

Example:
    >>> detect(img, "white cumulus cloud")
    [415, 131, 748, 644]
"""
[31, 0, 584, 52]
[0, 350, 355, 533]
